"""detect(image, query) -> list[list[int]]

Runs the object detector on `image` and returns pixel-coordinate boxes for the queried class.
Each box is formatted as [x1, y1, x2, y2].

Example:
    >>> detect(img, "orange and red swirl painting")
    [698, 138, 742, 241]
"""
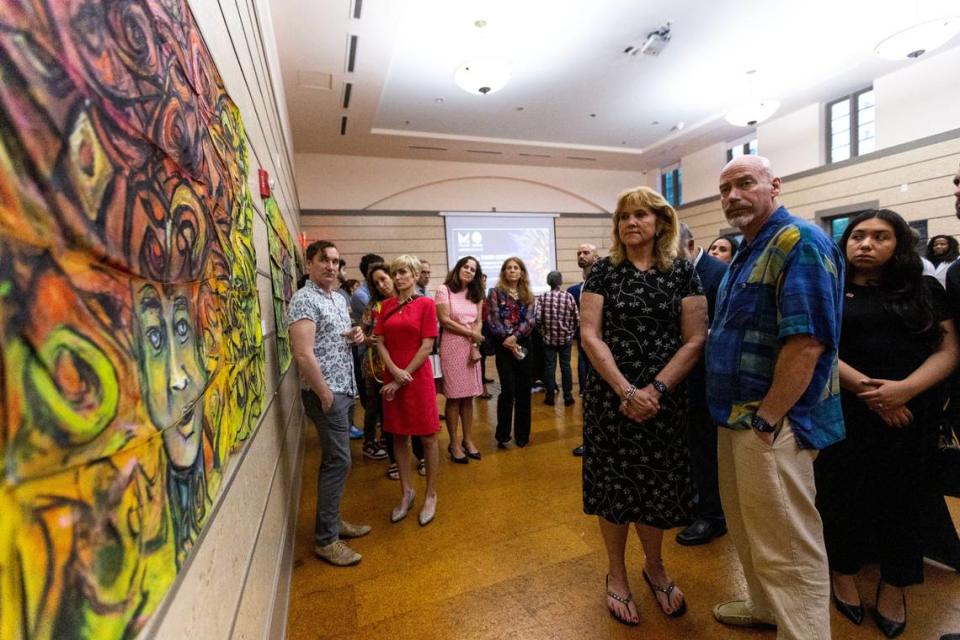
[0, 1, 266, 637]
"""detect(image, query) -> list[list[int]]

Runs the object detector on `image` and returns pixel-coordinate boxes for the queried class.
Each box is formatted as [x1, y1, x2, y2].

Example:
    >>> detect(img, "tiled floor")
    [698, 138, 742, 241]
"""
[287, 380, 960, 639]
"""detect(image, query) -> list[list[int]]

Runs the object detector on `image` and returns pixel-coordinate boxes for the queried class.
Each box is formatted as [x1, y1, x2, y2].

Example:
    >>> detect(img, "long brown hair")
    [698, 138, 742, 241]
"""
[609, 186, 679, 272]
[496, 257, 534, 305]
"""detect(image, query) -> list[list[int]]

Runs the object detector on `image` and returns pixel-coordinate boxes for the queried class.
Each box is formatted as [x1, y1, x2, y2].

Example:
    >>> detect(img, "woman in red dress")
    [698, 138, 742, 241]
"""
[375, 255, 442, 526]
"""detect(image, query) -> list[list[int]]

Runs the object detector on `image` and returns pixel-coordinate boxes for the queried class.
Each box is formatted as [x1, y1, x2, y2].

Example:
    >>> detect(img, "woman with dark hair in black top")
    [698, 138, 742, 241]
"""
[816, 209, 958, 638]
[924, 234, 959, 288]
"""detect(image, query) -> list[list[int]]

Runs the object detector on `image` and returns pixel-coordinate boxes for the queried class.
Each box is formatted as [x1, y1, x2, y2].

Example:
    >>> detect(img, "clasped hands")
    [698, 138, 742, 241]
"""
[619, 384, 661, 423]
[381, 367, 413, 401]
[857, 377, 913, 428]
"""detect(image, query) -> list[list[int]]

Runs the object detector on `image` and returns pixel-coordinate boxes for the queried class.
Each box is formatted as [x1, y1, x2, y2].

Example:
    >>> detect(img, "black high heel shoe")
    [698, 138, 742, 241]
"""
[832, 593, 863, 626]
[448, 444, 469, 464]
[462, 440, 481, 460]
[873, 582, 906, 638]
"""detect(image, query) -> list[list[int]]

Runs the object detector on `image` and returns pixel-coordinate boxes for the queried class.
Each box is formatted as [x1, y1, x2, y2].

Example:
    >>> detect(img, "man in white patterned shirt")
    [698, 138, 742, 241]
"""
[288, 240, 370, 566]
[536, 271, 580, 406]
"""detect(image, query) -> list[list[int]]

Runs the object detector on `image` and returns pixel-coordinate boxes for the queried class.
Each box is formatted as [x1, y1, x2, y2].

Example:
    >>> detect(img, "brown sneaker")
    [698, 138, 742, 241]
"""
[314, 540, 361, 566]
[339, 520, 371, 538]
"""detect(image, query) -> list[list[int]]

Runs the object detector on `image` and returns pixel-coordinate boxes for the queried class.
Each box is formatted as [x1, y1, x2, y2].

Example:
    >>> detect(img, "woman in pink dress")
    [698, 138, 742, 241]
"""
[436, 256, 485, 463]
[375, 255, 441, 526]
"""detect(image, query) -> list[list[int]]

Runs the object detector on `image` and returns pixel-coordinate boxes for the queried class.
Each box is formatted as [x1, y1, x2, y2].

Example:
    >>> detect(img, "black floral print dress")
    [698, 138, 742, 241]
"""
[582, 256, 701, 527]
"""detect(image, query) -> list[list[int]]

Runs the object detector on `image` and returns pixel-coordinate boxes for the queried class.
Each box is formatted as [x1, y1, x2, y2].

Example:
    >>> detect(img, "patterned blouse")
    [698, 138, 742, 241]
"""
[485, 287, 536, 342]
[286, 279, 357, 396]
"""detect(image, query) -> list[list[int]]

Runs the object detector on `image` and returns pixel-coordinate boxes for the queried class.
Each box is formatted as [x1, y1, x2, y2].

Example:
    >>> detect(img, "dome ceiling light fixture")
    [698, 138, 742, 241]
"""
[874, 16, 960, 60]
[725, 100, 781, 127]
[454, 57, 512, 95]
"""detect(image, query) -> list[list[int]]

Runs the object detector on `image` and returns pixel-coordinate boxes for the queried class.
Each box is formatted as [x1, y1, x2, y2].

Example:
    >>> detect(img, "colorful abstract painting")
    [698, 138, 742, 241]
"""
[264, 196, 296, 374]
[0, 1, 266, 638]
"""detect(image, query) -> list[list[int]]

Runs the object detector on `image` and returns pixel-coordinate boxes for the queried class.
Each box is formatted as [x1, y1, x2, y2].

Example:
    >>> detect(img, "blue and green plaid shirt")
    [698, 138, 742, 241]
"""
[706, 206, 845, 450]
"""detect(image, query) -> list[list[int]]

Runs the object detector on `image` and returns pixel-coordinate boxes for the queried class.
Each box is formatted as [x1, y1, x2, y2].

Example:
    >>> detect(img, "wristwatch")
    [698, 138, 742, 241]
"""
[751, 414, 776, 433]
[652, 379, 668, 395]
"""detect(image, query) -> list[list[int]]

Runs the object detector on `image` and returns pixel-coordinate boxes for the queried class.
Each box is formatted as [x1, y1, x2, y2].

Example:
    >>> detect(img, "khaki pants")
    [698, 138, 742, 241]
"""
[718, 419, 831, 640]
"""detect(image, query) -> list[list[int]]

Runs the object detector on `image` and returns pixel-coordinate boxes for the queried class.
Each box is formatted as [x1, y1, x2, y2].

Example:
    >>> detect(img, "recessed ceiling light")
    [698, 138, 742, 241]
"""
[404, 120, 411, 125]
[474, 19, 487, 28]
[434, 98, 444, 103]
[515, 106, 524, 111]
[589, 113, 596, 118]
[651, 120, 659, 126]
[671, 121, 685, 131]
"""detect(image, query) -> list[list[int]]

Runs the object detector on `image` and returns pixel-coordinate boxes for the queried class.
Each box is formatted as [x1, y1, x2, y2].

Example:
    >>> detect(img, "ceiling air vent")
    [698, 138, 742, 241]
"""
[567, 156, 597, 161]
[342, 82, 352, 109]
[340, 116, 348, 135]
[346, 35, 358, 72]
[466, 149, 502, 155]
[408, 145, 448, 151]
[352, 0, 363, 19]
[519, 152, 552, 158]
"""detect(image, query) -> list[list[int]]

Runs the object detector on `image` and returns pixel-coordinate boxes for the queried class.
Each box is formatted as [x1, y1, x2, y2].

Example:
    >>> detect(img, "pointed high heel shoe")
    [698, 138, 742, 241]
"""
[832, 593, 864, 626]
[462, 440, 481, 460]
[390, 489, 415, 523]
[873, 582, 906, 639]
[447, 444, 468, 464]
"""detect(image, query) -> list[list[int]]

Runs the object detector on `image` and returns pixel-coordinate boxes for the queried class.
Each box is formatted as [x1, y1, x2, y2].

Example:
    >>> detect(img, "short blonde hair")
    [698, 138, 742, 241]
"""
[389, 254, 421, 277]
[610, 186, 679, 272]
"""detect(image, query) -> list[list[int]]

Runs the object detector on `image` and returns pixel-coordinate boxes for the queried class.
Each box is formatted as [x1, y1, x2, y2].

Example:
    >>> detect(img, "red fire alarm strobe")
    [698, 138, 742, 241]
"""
[258, 168, 270, 198]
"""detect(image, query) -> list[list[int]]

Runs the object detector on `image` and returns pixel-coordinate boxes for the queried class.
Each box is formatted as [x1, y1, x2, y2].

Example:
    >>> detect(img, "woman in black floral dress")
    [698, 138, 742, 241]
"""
[581, 186, 707, 625]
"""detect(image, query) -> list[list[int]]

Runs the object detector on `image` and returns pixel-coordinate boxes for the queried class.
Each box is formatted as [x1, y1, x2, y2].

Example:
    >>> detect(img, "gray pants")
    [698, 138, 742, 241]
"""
[302, 390, 354, 546]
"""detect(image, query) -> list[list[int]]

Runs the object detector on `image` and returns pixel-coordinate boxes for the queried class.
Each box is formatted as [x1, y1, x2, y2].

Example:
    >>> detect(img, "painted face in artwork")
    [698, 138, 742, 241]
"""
[135, 283, 206, 469]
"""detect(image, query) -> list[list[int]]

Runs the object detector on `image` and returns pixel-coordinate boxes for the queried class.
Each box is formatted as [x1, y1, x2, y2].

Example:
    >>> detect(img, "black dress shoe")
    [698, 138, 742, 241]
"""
[448, 445, 469, 464]
[497, 440, 509, 449]
[873, 583, 906, 638]
[675, 518, 727, 546]
[544, 395, 555, 406]
[572, 445, 584, 456]
[564, 396, 575, 406]
[462, 441, 481, 460]
[832, 594, 864, 625]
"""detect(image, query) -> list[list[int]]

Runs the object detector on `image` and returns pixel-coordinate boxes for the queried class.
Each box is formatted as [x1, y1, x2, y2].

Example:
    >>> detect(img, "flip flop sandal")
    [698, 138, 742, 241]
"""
[643, 570, 687, 618]
[605, 575, 639, 627]
[385, 464, 399, 480]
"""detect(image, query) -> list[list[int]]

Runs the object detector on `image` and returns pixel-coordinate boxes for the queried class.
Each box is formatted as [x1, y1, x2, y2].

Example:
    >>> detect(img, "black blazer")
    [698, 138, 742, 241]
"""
[688, 251, 728, 410]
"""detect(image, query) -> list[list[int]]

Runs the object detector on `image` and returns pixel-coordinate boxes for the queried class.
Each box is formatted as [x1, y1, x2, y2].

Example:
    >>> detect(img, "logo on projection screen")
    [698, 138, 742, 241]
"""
[457, 231, 483, 250]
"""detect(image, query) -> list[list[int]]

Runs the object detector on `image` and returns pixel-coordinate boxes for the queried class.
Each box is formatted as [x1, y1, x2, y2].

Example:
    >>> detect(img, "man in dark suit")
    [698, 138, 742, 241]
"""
[676, 223, 730, 545]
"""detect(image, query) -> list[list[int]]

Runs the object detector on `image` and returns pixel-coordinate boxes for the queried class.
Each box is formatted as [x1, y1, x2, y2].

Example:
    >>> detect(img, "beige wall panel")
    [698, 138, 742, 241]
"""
[301, 215, 445, 227]
[301, 224, 446, 241]
[295, 153, 643, 212]
[231, 404, 303, 640]
[331, 239, 447, 256]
